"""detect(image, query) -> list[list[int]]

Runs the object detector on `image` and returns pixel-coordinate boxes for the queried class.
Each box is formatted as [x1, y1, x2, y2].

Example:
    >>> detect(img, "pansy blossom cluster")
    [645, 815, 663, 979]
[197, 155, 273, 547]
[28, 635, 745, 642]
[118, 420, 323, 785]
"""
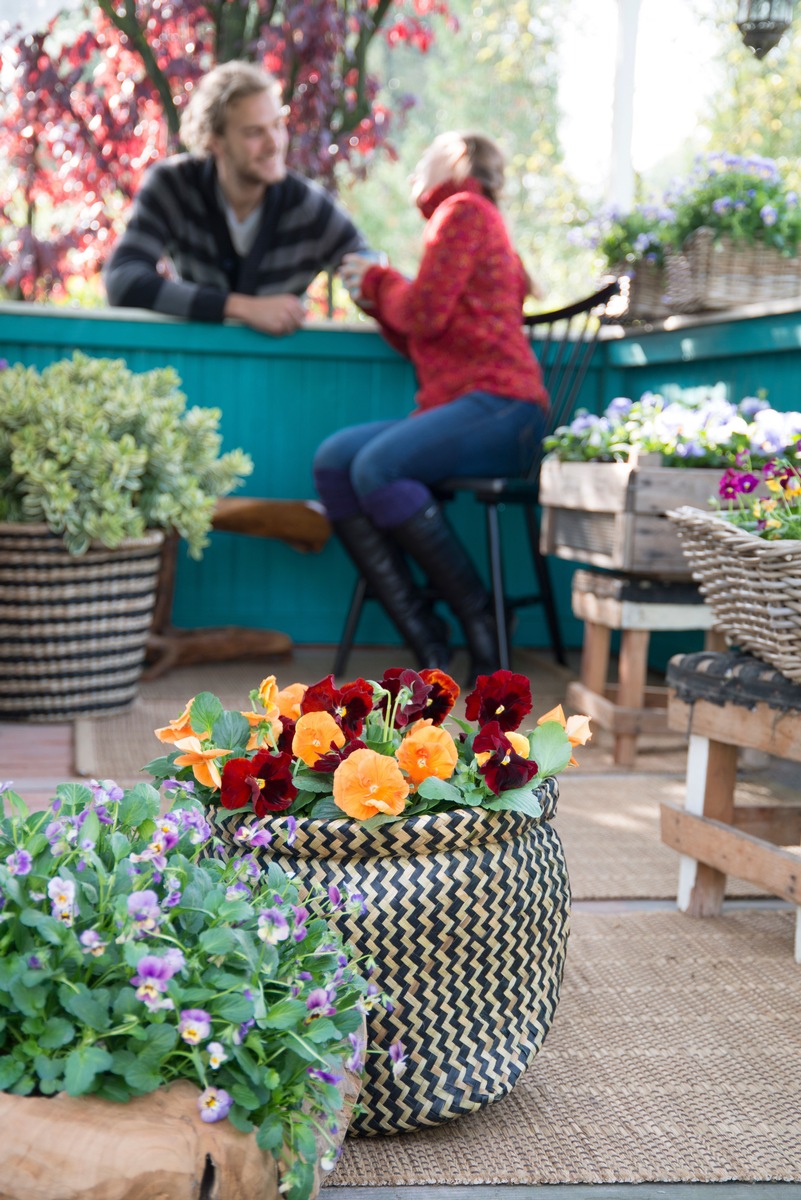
[147, 668, 591, 826]
[544, 384, 801, 469]
[715, 455, 801, 541]
[0, 779, 377, 1200]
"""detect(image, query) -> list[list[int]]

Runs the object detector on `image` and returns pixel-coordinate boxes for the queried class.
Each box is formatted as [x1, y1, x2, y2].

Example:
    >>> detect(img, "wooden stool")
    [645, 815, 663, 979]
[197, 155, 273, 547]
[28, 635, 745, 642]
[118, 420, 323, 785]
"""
[566, 569, 720, 766]
[660, 651, 801, 962]
[145, 498, 331, 680]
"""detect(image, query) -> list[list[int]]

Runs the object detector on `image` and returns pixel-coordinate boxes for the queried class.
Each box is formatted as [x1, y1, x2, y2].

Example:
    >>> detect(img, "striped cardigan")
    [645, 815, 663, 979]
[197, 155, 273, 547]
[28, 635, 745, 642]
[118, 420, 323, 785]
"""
[103, 155, 367, 322]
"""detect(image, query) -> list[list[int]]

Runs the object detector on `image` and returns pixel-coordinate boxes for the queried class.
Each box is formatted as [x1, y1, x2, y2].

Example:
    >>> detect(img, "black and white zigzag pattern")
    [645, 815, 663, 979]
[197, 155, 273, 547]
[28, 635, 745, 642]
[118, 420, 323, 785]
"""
[209, 776, 570, 1137]
[0, 525, 163, 720]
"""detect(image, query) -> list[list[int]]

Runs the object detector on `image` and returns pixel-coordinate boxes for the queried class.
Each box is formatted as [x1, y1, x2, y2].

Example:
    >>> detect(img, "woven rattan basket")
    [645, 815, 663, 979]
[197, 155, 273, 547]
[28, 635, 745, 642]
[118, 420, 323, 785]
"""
[668, 505, 801, 683]
[665, 226, 801, 312]
[207, 778, 570, 1137]
[614, 261, 671, 322]
[0, 523, 164, 721]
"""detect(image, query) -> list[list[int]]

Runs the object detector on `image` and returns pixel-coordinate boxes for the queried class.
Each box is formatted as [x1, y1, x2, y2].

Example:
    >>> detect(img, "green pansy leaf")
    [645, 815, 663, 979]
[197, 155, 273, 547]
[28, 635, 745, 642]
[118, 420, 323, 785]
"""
[55, 783, 93, 808]
[212, 710, 251, 753]
[256, 1113, 284, 1152]
[1, 789, 29, 819]
[331, 1010, 364, 1036]
[64, 1045, 113, 1096]
[292, 772, 335, 794]
[95, 1078, 132, 1103]
[227, 1104, 255, 1134]
[231, 1082, 261, 1110]
[263, 998, 307, 1030]
[213, 994, 254, 1023]
[123, 1058, 163, 1093]
[482, 787, 542, 818]
[415, 777, 463, 803]
[190, 692, 225, 737]
[58, 983, 112, 1031]
[9, 979, 46, 1018]
[39, 1017, 76, 1049]
[19, 909, 69, 946]
[34, 1054, 63, 1082]
[141, 754, 178, 779]
[139, 1024, 178, 1062]
[528, 721, 573, 780]
[119, 783, 161, 828]
[361, 812, 403, 831]
[199, 926, 239, 956]
[0, 1056, 25, 1089]
[110, 831, 132, 862]
[305, 1017, 340, 1045]
[309, 797, 344, 820]
[217, 899, 253, 923]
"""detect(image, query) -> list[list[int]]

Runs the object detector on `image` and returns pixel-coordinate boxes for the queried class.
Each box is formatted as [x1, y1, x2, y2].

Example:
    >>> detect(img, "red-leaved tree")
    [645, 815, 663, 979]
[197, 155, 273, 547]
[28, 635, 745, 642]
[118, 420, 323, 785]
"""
[0, 0, 453, 300]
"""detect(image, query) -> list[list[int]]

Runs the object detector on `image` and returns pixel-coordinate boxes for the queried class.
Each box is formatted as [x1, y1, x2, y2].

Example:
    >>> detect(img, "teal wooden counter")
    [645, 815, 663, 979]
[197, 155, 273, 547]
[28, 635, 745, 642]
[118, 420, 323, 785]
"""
[3, 298, 801, 657]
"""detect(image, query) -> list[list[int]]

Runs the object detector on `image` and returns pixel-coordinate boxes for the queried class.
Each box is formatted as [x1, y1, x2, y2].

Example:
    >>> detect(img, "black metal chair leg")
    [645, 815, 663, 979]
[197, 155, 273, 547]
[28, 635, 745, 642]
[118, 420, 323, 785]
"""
[333, 575, 368, 677]
[524, 504, 567, 666]
[485, 502, 510, 671]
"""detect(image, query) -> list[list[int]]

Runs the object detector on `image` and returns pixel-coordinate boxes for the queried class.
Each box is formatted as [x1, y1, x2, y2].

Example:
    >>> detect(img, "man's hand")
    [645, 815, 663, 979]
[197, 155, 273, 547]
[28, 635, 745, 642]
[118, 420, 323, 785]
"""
[224, 293, 307, 336]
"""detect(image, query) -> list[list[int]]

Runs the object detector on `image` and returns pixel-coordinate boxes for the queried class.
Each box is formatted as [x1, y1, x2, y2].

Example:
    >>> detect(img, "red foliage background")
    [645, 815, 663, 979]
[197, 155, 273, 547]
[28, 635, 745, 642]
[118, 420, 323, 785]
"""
[0, 0, 453, 300]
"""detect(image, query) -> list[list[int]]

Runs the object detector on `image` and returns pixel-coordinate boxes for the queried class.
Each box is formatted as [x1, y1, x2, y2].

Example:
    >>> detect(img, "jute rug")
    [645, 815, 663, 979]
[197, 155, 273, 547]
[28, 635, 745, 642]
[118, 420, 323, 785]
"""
[325, 908, 801, 1187]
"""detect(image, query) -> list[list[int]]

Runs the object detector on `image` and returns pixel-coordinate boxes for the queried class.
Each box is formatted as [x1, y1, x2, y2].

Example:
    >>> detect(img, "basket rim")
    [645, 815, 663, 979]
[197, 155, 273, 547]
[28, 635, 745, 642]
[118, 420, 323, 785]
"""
[0, 521, 165, 552]
[668, 505, 801, 555]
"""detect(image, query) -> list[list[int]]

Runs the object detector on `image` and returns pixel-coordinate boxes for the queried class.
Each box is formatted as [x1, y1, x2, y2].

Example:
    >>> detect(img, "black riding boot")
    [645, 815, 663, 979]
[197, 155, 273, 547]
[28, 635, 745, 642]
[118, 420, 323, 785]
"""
[333, 515, 450, 670]
[392, 502, 500, 683]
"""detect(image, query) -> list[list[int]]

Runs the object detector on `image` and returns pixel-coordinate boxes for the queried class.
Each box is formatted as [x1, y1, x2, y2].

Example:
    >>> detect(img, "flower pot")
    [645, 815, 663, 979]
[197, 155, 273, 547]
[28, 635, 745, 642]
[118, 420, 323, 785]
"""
[0, 523, 164, 721]
[612, 260, 671, 322]
[0, 1071, 361, 1200]
[207, 776, 570, 1136]
[669, 505, 801, 683]
[665, 226, 801, 312]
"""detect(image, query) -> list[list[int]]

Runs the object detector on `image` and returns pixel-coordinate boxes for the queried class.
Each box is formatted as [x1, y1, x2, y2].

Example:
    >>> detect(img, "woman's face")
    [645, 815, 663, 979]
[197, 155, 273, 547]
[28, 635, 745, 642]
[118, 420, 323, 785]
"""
[410, 135, 465, 203]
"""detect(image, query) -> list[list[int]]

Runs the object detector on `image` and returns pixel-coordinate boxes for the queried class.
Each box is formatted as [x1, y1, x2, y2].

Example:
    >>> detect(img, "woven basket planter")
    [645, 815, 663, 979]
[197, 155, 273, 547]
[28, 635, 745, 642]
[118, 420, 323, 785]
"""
[0, 1070, 360, 1200]
[669, 505, 801, 683]
[0, 523, 164, 721]
[207, 776, 570, 1137]
[665, 226, 801, 312]
[613, 261, 671, 322]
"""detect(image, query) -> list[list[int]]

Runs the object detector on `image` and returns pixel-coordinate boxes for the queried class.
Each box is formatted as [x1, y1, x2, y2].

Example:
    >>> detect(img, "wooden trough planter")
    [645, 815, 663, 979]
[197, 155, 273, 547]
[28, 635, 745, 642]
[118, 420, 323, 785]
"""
[538, 456, 726, 577]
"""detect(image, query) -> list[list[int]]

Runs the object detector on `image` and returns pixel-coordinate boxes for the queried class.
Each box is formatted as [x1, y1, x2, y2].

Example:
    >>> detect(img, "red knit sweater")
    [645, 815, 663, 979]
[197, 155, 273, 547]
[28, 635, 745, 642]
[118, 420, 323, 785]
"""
[360, 177, 547, 413]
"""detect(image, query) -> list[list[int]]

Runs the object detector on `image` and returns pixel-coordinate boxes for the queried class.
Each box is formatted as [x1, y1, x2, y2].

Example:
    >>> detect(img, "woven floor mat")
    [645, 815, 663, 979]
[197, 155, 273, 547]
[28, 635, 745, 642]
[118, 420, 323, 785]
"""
[325, 908, 801, 1187]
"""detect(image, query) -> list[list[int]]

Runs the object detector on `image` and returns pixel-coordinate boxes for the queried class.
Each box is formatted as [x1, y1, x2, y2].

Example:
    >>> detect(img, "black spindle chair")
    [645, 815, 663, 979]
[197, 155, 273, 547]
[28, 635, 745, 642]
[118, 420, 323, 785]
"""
[332, 279, 621, 677]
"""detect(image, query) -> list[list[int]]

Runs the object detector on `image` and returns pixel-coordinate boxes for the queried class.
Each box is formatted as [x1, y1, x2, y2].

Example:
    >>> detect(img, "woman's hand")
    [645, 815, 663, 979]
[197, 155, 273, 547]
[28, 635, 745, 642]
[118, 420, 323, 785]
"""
[340, 253, 386, 303]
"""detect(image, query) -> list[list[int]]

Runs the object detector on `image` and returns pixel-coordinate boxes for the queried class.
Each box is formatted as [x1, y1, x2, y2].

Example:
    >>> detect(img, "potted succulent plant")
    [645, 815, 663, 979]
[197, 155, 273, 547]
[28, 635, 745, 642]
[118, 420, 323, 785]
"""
[0, 352, 252, 721]
[0, 777, 372, 1200]
[145, 666, 590, 1136]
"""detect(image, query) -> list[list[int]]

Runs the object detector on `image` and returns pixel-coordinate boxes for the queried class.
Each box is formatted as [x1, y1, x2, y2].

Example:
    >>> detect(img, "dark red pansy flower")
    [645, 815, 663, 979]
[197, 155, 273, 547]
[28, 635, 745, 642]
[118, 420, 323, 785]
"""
[465, 670, 532, 732]
[419, 669, 460, 725]
[311, 737, 367, 774]
[276, 717, 296, 754]
[301, 674, 374, 738]
[473, 721, 538, 796]
[221, 748, 297, 814]
[377, 667, 431, 728]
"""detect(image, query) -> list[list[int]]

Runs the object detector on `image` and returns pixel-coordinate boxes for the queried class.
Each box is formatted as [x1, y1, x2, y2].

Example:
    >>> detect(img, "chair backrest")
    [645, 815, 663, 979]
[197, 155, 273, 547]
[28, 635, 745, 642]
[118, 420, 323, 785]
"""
[522, 279, 620, 479]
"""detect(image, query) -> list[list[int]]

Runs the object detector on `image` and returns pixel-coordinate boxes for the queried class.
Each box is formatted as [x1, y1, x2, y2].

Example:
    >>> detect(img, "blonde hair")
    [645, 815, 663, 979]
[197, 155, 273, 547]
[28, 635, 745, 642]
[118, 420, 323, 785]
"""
[451, 132, 507, 205]
[179, 61, 282, 155]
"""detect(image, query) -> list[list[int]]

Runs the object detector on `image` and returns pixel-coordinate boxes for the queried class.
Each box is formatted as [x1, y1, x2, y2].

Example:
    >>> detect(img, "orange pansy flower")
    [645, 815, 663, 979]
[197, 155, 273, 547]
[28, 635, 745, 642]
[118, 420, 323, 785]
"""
[332, 748, 409, 821]
[172, 736, 230, 790]
[506, 731, 530, 759]
[154, 697, 197, 745]
[292, 711, 345, 767]
[240, 710, 282, 751]
[396, 719, 458, 786]
[277, 682, 307, 721]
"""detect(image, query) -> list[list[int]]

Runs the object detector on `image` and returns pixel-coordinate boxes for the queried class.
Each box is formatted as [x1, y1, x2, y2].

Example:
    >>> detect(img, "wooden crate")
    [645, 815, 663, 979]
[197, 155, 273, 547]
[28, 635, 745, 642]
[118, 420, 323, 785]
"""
[539, 456, 724, 577]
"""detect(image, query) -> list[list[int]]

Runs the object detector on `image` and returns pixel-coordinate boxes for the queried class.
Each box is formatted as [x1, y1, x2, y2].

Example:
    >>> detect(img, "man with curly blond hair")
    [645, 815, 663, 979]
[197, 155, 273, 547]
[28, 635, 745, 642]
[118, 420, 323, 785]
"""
[105, 62, 367, 336]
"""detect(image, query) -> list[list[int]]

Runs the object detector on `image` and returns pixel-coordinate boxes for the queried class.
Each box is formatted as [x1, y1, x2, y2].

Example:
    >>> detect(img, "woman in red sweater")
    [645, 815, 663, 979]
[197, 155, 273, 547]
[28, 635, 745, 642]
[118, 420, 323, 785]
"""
[313, 131, 548, 678]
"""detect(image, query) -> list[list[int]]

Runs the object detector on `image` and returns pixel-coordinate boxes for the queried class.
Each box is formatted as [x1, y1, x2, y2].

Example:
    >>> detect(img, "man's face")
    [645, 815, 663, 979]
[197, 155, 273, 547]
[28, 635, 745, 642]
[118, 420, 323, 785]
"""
[211, 89, 289, 188]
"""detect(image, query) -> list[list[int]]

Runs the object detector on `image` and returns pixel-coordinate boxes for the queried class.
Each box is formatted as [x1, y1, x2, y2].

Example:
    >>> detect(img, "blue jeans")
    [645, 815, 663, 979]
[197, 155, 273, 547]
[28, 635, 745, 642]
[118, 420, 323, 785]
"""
[313, 392, 547, 529]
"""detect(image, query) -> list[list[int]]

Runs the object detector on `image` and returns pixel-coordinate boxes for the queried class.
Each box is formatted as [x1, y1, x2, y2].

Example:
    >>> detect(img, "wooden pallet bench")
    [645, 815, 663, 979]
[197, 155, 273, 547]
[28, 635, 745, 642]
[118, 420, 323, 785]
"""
[660, 650, 801, 962]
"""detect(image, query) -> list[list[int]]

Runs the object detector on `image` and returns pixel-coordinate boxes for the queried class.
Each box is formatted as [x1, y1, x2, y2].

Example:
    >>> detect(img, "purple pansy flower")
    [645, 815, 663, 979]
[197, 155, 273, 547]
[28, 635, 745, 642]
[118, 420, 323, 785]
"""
[257, 907, 290, 944]
[198, 1086, 233, 1123]
[389, 1040, 408, 1078]
[127, 889, 161, 931]
[5, 849, 32, 876]
[178, 1008, 212, 1044]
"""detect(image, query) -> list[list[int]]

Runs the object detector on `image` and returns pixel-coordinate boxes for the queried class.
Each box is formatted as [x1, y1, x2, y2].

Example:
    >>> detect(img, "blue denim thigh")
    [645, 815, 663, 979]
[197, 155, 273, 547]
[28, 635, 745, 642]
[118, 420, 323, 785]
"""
[350, 393, 548, 498]
[313, 419, 402, 474]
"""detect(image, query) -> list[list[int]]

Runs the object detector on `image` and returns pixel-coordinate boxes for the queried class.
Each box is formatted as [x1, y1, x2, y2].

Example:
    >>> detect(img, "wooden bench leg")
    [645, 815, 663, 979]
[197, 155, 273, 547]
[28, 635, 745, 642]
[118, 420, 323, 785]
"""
[613, 628, 649, 767]
[579, 619, 611, 696]
[677, 732, 738, 917]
